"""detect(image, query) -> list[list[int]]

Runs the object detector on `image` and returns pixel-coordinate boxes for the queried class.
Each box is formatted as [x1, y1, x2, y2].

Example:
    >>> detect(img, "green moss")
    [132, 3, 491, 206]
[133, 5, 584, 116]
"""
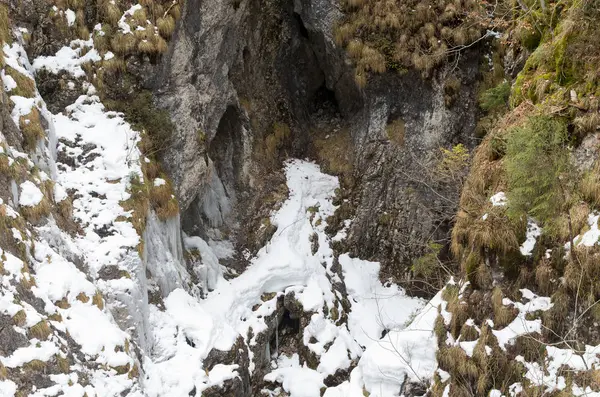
[479, 81, 510, 112]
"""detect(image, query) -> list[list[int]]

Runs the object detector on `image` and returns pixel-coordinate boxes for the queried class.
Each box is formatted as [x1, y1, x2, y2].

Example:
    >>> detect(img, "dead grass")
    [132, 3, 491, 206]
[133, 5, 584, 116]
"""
[111, 33, 137, 55]
[459, 323, 479, 341]
[5, 66, 35, 98]
[138, 39, 155, 54]
[12, 309, 26, 326]
[19, 108, 45, 151]
[574, 112, 600, 135]
[535, 260, 553, 295]
[23, 359, 47, 372]
[92, 291, 104, 310]
[54, 297, 71, 309]
[263, 122, 291, 163]
[76, 292, 90, 303]
[313, 127, 354, 188]
[150, 177, 179, 220]
[581, 160, 600, 207]
[157, 15, 175, 38]
[128, 362, 140, 379]
[434, 313, 447, 344]
[132, 8, 147, 25]
[0, 361, 6, 380]
[58, 197, 73, 219]
[153, 35, 168, 54]
[29, 320, 51, 340]
[335, 0, 482, 80]
[20, 198, 51, 223]
[492, 287, 517, 328]
[103, 56, 126, 74]
[0, 3, 11, 46]
[101, 1, 122, 25]
[48, 313, 63, 322]
[56, 355, 70, 373]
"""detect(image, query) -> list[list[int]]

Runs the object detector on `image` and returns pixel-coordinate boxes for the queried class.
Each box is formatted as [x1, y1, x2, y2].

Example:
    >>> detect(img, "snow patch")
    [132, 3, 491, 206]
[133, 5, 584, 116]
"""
[19, 180, 44, 207]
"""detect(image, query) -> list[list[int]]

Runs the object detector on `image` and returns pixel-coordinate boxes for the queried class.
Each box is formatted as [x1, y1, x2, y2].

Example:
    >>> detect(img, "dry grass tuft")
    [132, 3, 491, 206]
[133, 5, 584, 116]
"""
[103, 56, 127, 74]
[153, 35, 168, 54]
[48, 312, 63, 322]
[23, 359, 47, 372]
[120, 173, 149, 235]
[0, 361, 6, 380]
[138, 39, 156, 54]
[313, 127, 354, 187]
[535, 260, 553, 295]
[29, 320, 51, 340]
[150, 178, 179, 220]
[128, 362, 140, 379]
[111, 33, 137, 55]
[92, 291, 104, 310]
[54, 297, 71, 309]
[437, 346, 468, 372]
[19, 108, 45, 151]
[459, 323, 479, 341]
[157, 15, 175, 38]
[133, 8, 148, 25]
[574, 112, 600, 135]
[492, 287, 517, 328]
[434, 313, 447, 344]
[76, 292, 90, 303]
[5, 66, 36, 98]
[56, 355, 70, 373]
[20, 198, 51, 223]
[101, 1, 122, 25]
[12, 309, 26, 326]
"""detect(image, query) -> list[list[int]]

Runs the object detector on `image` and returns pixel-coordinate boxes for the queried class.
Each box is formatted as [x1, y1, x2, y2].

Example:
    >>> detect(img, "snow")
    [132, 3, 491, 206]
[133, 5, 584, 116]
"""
[490, 192, 507, 206]
[1, 70, 17, 91]
[265, 354, 324, 397]
[355, 290, 445, 396]
[493, 289, 553, 350]
[53, 94, 142, 274]
[19, 180, 44, 207]
[573, 213, 600, 247]
[0, 38, 142, 396]
[65, 9, 76, 26]
[0, 380, 17, 397]
[64, 304, 131, 367]
[340, 254, 424, 348]
[208, 364, 239, 387]
[153, 178, 166, 187]
[1, 341, 59, 368]
[520, 219, 541, 256]
[118, 4, 142, 34]
[53, 182, 68, 202]
[142, 160, 425, 396]
[32, 41, 101, 78]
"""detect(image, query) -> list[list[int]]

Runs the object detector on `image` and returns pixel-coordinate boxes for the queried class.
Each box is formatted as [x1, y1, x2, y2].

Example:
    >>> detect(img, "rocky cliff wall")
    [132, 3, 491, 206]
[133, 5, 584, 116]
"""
[154, 0, 481, 285]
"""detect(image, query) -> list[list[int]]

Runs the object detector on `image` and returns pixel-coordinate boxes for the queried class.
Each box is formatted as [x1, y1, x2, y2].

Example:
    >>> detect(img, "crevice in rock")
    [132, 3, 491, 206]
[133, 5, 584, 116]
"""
[293, 12, 309, 39]
[209, 105, 246, 197]
[269, 309, 301, 358]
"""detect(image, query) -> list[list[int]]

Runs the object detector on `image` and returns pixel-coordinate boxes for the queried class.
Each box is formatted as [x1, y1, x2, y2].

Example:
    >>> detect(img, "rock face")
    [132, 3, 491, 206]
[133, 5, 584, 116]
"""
[154, 0, 480, 282]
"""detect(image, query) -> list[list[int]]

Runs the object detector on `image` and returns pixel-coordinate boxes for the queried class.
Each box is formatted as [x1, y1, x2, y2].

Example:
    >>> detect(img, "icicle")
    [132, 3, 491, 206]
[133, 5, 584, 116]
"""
[275, 324, 279, 358]
[265, 337, 270, 360]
